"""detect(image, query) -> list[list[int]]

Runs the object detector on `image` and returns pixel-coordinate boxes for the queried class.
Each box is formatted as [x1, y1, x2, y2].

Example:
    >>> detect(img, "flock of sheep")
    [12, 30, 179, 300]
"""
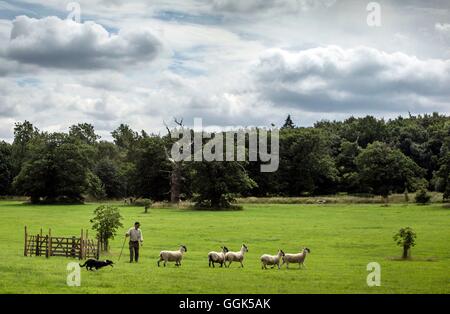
[157, 244, 311, 269]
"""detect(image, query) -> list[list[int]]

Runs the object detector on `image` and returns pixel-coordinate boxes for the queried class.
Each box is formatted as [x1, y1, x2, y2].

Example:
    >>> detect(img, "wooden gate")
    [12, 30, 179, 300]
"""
[24, 226, 99, 260]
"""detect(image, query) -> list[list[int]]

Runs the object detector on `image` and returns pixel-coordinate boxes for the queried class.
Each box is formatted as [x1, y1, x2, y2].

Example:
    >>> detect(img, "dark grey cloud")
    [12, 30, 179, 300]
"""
[5, 16, 163, 70]
[251, 46, 450, 113]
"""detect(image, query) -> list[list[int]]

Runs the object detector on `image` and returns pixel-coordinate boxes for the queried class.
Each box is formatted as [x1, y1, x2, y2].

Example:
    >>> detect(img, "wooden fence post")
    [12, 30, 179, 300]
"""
[48, 228, 52, 257]
[45, 235, 48, 258]
[71, 236, 76, 258]
[36, 234, 40, 256]
[79, 229, 83, 260]
[24, 226, 28, 256]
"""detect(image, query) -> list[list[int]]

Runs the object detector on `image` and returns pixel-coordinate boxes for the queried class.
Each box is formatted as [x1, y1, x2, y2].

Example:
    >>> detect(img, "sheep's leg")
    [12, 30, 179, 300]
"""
[164, 261, 167, 267]
[240, 261, 244, 268]
[227, 261, 232, 268]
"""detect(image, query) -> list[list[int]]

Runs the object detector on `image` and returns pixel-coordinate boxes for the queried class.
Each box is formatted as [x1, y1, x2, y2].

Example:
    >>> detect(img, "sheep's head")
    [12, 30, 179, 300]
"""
[242, 244, 248, 252]
[222, 246, 229, 253]
[180, 245, 187, 253]
[279, 249, 285, 256]
[304, 247, 310, 254]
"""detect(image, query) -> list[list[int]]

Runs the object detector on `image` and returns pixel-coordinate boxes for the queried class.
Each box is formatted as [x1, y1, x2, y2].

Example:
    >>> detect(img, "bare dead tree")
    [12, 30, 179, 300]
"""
[163, 118, 189, 204]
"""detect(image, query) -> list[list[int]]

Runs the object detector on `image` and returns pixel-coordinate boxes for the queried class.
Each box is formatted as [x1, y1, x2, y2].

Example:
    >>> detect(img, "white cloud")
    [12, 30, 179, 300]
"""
[0, 1, 449, 141]
[5, 16, 163, 70]
[211, 0, 336, 15]
[251, 46, 450, 113]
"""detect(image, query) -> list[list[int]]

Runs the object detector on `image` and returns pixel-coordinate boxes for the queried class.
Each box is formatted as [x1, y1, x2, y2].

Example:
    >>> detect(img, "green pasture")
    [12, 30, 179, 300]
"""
[0, 201, 449, 294]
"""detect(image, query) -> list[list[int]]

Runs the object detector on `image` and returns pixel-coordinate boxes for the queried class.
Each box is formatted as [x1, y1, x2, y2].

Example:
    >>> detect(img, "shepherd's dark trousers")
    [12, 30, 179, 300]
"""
[129, 241, 139, 262]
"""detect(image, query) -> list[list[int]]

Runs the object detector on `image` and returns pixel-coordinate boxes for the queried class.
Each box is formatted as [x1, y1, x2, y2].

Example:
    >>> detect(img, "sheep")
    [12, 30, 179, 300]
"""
[281, 247, 310, 269]
[260, 249, 285, 269]
[208, 246, 229, 268]
[157, 245, 187, 267]
[224, 244, 248, 268]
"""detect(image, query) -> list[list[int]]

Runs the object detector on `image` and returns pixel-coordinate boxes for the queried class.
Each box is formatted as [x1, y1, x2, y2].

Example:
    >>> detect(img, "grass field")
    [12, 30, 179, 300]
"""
[0, 200, 449, 294]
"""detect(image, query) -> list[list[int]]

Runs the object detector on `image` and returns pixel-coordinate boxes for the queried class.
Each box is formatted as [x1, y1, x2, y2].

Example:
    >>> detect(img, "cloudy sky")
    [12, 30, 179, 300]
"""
[0, 0, 449, 141]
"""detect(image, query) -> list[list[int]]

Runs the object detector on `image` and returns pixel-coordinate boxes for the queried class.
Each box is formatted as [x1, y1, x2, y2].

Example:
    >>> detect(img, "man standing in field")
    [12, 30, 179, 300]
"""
[126, 222, 143, 263]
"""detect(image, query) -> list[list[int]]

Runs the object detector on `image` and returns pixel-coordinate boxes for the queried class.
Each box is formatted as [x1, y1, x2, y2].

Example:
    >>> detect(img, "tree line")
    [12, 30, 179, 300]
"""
[0, 113, 449, 207]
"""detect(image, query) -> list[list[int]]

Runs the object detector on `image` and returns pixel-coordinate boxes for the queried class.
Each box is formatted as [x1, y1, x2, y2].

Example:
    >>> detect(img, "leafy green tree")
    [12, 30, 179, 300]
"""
[13, 133, 91, 203]
[90, 205, 123, 251]
[69, 123, 100, 145]
[356, 141, 425, 203]
[93, 140, 137, 197]
[336, 140, 361, 192]
[86, 171, 107, 200]
[282, 115, 295, 129]
[3, 114, 450, 202]
[11, 121, 39, 178]
[340, 116, 388, 148]
[415, 188, 431, 204]
[394, 227, 417, 259]
[388, 114, 448, 182]
[112, 124, 140, 151]
[432, 124, 450, 201]
[434, 153, 450, 201]
[118, 161, 138, 198]
[94, 159, 124, 198]
[278, 128, 338, 196]
[95, 141, 121, 161]
[134, 136, 171, 200]
[444, 177, 450, 202]
[191, 160, 256, 209]
[0, 141, 13, 195]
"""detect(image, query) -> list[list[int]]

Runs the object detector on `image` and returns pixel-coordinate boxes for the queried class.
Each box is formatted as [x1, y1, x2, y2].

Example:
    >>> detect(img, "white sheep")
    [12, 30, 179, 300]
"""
[281, 247, 310, 269]
[224, 244, 248, 268]
[157, 245, 187, 267]
[260, 249, 285, 269]
[208, 246, 229, 268]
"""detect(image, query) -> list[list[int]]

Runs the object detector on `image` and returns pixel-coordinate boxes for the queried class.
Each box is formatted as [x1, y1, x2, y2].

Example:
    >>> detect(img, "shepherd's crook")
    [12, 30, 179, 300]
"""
[118, 236, 127, 261]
